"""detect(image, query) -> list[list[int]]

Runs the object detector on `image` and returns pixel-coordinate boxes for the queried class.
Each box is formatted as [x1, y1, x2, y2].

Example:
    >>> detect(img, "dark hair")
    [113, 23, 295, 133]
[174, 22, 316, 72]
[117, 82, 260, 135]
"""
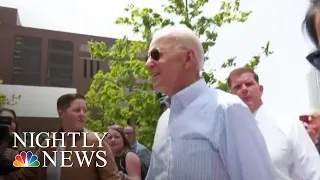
[109, 125, 131, 150]
[227, 67, 259, 87]
[57, 93, 85, 110]
[0, 108, 17, 119]
[303, 0, 320, 46]
[0, 108, 23, 150]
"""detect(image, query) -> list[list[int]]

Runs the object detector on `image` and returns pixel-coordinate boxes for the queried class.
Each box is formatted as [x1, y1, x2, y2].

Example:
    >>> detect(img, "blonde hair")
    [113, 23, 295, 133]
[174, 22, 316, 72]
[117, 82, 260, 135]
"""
[310, 110, 320, 119]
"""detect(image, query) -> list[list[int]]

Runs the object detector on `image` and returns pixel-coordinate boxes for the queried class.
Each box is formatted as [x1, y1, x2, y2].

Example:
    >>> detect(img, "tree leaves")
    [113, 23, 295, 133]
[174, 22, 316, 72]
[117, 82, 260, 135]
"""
[0, 79, 21, 107]
[86, 0, 273, 148]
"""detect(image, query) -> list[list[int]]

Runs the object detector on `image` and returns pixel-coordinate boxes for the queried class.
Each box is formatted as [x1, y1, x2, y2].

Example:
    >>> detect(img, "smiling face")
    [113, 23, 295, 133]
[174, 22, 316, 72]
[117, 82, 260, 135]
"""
[58, 99, 87, 132]
[145, 37, 187, 95]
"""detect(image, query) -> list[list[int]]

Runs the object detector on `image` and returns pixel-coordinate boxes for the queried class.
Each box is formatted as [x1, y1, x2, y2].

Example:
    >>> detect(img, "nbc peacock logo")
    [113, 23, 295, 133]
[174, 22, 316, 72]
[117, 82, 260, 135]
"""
[13, 151, 40, 167]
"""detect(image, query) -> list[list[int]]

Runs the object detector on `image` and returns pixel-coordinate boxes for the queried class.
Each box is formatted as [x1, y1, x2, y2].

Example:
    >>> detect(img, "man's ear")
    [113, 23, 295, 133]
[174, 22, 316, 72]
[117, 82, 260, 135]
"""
[259, 85, 264, 94]
[184, 50, 196, 70]
[57, 109, 64, 118]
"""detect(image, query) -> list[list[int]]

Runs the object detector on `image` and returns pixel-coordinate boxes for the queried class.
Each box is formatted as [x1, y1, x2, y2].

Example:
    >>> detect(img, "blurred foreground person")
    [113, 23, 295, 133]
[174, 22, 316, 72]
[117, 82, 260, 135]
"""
[144, 25, 275, 180]
[3, 93, 121, 180]
[304, 0, 320, 71]
[228, 67, 320, 180]
[304, 0, 320, 154]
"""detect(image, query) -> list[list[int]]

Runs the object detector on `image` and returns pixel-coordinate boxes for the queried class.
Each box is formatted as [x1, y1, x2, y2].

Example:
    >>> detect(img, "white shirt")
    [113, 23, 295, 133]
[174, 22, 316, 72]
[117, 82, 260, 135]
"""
[254, 105, 320, 180]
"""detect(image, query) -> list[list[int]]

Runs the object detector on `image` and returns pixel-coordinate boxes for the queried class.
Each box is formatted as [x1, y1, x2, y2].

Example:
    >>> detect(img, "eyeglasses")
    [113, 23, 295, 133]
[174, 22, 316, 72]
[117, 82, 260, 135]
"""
[306, 50, 320, 71]
[146, 48, 161, 61]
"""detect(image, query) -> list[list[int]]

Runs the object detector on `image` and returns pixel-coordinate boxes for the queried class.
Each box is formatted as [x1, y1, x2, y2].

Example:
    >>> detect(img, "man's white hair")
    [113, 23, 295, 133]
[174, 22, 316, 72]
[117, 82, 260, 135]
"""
[152, 25, 204, 71]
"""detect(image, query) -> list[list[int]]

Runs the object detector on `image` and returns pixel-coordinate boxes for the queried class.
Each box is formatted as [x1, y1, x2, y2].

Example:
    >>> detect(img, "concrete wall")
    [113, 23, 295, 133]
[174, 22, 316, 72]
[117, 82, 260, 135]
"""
[0, 84, 76, 118]
[0, 85, 77, 132]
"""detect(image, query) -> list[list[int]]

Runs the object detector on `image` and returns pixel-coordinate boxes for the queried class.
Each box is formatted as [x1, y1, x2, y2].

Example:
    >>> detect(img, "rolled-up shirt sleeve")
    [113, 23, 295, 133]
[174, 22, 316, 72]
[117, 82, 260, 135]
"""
[218, 102, 275, 180]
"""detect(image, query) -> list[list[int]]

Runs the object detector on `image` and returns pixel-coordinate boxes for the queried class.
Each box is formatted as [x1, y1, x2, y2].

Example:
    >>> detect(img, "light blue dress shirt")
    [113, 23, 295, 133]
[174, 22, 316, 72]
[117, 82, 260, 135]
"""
[146, 79, 275, 180]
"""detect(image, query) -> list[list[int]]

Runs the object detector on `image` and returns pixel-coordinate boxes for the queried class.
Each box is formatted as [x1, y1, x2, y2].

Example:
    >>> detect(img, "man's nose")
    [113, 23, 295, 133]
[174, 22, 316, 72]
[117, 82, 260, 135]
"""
[80, 110, 86, 116]
[240, 85, 248, 94]
[145, 58, 155, 69]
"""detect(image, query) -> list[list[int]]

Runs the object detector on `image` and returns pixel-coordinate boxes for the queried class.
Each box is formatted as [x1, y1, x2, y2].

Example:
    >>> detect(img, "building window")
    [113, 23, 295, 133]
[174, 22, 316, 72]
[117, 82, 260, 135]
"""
[90, 60, 94, 78]
[96, 61, 100, 72]
[79, 43, 105, 79]
[12, 35, 42, 86]
[84, 59, 87, 78]
[47, 39, 73, 87]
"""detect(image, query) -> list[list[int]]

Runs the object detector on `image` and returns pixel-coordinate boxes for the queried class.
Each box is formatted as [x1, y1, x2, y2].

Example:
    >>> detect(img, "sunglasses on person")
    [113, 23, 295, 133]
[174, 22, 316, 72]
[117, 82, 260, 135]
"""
[146, 48, 161, 61]
[306, 50, 320, 71]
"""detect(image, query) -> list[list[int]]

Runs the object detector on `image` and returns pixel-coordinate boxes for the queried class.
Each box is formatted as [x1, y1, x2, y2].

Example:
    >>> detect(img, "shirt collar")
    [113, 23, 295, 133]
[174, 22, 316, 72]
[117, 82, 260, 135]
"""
[131, 141, 138, 148]
[170, 78, 208, 111]
[161, 96, 171, 108]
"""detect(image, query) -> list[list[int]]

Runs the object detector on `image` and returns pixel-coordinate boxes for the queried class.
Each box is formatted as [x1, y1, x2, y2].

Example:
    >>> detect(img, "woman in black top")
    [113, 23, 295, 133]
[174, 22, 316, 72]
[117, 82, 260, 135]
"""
[106, 125, 141, 180]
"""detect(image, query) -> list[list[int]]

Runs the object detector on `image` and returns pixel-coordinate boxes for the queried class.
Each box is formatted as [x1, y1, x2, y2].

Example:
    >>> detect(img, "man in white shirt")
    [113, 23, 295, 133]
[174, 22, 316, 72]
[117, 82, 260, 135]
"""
[144, 25, 276, 180]
[228, 67, 320, 180]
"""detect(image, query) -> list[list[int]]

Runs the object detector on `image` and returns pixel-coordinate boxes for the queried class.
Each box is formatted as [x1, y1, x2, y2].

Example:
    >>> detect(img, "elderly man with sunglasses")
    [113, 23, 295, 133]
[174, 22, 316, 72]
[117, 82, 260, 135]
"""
[144, 25, 275, 180]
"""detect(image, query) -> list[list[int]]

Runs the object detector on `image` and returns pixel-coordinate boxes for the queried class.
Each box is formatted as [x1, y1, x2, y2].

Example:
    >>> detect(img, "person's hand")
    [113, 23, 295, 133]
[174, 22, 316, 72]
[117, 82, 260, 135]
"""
[4, 148, 18, 161]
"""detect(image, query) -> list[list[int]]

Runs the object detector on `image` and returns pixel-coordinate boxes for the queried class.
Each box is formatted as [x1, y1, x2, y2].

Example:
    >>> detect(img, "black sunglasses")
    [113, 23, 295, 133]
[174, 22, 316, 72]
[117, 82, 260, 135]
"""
[306, 50, 320, 71]
[146, 48, 161, 61]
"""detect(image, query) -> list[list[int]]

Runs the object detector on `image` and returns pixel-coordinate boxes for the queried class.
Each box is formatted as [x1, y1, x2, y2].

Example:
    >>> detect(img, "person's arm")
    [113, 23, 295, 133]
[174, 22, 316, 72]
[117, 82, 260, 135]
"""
[95, 138, 122, 180]
[218, 101, 275, 180]
[290, 119, 320, 180]
[123, 152, 141, 180]
[4, 148, 19, 162]
[4, 146, 47, 180]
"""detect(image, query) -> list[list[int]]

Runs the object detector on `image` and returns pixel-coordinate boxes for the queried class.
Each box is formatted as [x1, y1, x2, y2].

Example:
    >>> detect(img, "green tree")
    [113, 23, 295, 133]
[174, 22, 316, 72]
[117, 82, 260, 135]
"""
[86, 0, 273, 148]
[0, 79, 21, 107]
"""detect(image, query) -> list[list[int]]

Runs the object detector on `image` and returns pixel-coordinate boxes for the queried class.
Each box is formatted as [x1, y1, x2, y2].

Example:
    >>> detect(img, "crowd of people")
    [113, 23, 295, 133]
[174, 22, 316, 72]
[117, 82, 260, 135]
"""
[1, 0, 320, 179]
[0, 94, 151, 180]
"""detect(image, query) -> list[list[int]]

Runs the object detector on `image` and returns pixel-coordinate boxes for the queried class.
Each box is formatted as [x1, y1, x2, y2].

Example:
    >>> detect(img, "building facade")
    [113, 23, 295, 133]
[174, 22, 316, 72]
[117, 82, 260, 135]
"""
[0, 6, 119, 132]
[0, 6, 115, 95]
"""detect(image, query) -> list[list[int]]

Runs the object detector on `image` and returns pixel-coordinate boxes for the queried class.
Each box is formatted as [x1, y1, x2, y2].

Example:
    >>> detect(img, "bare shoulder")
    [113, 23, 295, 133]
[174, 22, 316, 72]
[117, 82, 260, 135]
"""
[126, 152, 140, 163]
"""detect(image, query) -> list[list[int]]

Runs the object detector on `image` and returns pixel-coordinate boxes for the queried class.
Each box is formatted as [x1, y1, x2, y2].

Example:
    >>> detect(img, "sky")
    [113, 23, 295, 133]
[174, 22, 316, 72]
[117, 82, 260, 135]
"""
[0, 0, 315, 117]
